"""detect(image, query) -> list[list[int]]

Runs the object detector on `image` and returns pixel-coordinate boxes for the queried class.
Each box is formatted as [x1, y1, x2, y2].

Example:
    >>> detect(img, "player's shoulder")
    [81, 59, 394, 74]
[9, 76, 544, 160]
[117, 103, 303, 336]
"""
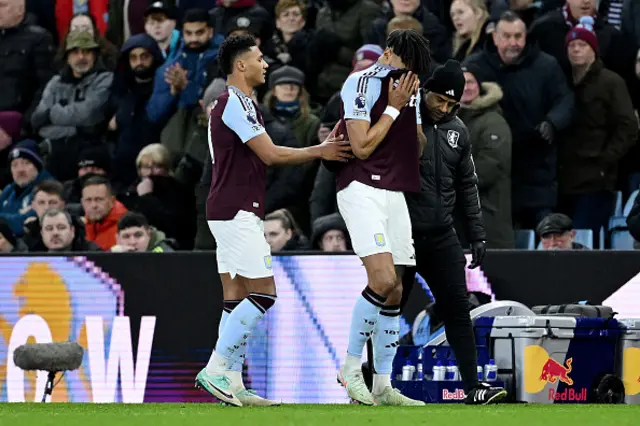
[343, 64, 390, 92]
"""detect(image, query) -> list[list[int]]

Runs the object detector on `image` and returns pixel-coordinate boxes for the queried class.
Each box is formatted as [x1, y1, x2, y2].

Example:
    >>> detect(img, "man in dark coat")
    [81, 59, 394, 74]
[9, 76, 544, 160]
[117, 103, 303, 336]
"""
[465, 11, 574, 229]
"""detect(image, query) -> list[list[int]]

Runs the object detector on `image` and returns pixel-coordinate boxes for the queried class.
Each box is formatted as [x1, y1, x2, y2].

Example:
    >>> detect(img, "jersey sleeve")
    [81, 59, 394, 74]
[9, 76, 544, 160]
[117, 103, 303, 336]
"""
[341, 73, 377, 122]
[221, 93, 266, 143]
[415, 89, 422, 125]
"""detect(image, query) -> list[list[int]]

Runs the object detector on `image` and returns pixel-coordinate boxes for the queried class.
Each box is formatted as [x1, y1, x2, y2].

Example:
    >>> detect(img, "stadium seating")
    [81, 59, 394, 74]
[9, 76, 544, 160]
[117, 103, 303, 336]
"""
[515, 229, 535, 250]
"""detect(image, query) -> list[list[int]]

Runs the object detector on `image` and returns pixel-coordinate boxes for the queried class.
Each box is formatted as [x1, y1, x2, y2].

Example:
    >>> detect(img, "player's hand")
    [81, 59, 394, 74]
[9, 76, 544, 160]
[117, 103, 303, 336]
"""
[318, 134, 353, 162]
[388, 72, 419, 110]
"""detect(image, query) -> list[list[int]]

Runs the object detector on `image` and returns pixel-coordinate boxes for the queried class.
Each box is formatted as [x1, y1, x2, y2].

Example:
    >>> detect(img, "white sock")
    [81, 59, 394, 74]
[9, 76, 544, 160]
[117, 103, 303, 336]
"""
[228, 370, 245, 392]
[372, 373, 391, 395]
[205, 351, 229, 375]
[344, 353, 363, 373]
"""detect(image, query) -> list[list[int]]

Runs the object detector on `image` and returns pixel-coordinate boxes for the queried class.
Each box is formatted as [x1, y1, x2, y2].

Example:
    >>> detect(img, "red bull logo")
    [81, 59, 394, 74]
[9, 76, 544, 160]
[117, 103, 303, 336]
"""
[548, 388, 587, 401]
[442, 389, 465, 401]
[539, 357, 573, 386]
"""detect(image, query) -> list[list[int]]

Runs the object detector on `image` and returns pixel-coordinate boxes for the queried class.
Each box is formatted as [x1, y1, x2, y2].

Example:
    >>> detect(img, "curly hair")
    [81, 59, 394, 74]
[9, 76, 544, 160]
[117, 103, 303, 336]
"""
[385, 29, 432, 75]
[218, 34, 258, 76]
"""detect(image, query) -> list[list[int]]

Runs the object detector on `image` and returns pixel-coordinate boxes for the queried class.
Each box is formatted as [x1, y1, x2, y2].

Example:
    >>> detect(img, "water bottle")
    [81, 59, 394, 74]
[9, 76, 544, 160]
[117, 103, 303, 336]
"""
[402, 359, 415, 381]
[432, 360, 445, 381]
[484, 359, 498, 381]
[445, 361, 459, 381]
[416, 351, 424, 381]
[477, 365, 484, 381]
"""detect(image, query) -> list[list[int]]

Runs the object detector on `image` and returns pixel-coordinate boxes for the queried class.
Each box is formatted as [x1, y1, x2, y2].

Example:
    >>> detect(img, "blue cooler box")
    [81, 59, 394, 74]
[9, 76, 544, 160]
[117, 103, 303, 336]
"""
[474, 315, 624, 404]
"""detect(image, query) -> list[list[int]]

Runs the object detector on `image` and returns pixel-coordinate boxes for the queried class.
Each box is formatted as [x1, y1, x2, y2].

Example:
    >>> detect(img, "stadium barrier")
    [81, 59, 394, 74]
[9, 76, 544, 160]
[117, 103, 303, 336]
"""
[1, 251, 639, 403]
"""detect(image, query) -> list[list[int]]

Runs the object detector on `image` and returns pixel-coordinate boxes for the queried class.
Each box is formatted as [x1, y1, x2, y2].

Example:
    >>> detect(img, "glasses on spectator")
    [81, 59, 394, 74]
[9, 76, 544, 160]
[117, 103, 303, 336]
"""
[138, 163, 165, 173]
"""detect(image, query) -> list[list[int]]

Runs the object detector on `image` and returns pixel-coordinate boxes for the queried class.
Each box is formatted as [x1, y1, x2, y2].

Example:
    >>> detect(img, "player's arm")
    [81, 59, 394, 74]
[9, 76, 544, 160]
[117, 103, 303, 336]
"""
[220, 98, 351, 166]
[247, 132, 350, 166]
[344, 73, 419, 160]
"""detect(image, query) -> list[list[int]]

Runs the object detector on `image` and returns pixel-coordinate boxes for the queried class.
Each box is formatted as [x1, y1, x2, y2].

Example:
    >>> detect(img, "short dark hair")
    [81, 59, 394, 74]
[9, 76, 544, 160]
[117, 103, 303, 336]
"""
[117, 212, 149, 232]
[82, 175, 112, 194]
[183, 8, 212, 27]
[218, 34, 258, 75]
[498, 10, 524, 25]
[385, 29, 432, 76]
[41, 208, 73, 227]
[34, 180, 64, 198]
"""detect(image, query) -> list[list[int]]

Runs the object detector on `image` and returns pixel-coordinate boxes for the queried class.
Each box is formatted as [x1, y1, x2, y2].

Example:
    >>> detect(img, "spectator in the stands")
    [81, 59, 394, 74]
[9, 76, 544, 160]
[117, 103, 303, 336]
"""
[119, 144, 195, 250]
[309, 0, 382, 102]
[536, 213, 588, 249]
[106, 0, 172, 48]
[465, 11, 574, 230]
[146, 8, 220, 125]
[451, 0, 491, 61]
[558, 18, 637, 245]
[262, 66, 321, 232]
[41, 207, 101, 251]
[529, 0, 634, 86]
[144, 2, 181, 61]
[386, 15, 423, 38]
[54, 13, 119, 71]
[111, 211, 175, 252]
[366, 0, 449, 64]
[0, 218, 27, 252]
[62, 146, 111, 212]
[22, 179, 72, 251]
[0, 140, 53, 236]
[210, 0, 273, 43]
[109, 33, 165, 189]
[262, 0, 314, 76]
[0, 0, 55, 140]
[31, 30, 114, 182]
[509, 0, 559, 28]
[458, 65, 514, 249]
[264, 208, 308, 251]
[310, 212, 351, 252]
[81, 175, 128, 250]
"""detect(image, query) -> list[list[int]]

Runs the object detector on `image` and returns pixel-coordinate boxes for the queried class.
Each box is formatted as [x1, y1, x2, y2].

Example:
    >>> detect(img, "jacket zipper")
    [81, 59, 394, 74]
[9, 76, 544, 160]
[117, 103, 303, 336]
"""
[433, 124, 442, 220]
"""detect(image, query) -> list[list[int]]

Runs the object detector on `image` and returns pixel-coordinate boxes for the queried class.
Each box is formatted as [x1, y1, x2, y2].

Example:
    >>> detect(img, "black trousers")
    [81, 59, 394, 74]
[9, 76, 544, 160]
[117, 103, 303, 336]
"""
[402, 226, 479, 392]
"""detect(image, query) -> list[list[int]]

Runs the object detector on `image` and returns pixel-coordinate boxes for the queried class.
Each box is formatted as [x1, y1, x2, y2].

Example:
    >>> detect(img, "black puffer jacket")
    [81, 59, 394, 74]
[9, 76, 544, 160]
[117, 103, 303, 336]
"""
[405, 107, 485, 242]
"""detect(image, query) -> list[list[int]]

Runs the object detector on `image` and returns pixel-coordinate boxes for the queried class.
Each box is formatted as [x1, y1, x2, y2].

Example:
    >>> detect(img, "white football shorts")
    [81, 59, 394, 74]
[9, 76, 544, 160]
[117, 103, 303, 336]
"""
[207, 210, 274, 279]
[337, 180, 415, 266]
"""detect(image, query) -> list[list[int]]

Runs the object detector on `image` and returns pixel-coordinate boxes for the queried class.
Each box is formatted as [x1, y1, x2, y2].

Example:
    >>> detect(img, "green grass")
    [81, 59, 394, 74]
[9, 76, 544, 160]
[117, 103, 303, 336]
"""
[0, 404, 639, 426]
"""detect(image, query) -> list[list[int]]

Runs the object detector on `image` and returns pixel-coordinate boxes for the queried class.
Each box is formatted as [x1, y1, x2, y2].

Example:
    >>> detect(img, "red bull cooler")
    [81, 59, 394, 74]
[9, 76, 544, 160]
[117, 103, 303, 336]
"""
[474, 315, 625, 404]
[618, 319, 640, 404]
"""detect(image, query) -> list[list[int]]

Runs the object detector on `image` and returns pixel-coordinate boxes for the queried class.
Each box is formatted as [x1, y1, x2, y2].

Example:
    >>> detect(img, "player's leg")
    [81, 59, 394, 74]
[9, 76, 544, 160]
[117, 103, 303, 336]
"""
[370, 194, 424, 406]
[337, 182, 397, 405]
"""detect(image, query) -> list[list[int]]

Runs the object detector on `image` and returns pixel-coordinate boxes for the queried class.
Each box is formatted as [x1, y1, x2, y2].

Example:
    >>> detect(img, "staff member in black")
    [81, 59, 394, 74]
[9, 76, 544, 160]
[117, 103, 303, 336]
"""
[403, 59, 506, 405]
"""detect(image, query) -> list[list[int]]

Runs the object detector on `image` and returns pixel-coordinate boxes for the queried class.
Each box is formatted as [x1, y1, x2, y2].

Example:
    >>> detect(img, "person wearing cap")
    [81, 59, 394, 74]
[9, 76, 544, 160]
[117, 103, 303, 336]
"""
[536, 212, 588, 249]
[529, 0, 634, 87]
[110, 33, 166, 189]
[458, 64, 514, 249]
[0, 140, 54, 236]
[144, 2, 180, 61]
[464, 11, 573, 230]
[309, 212, 351, 252]
[30, 30, 114, 181]
[210, 0, 273, 43]
[557, 17, 637, 246]
[403, 59, 507, 405]
[60, 145, 112, 216]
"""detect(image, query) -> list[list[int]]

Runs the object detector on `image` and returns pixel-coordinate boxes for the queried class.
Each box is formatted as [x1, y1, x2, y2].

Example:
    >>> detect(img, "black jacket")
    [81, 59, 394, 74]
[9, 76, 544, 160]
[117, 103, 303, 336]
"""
[405, 107, 485, 243]
[0, 14, 55, 132]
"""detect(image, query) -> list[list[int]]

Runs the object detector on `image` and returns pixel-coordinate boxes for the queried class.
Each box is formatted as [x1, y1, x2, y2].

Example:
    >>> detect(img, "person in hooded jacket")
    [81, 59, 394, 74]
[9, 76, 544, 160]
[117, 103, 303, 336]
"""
[109, 33, 166, 189]
[403, 59, 507, 405]
[309, 212, 351, 252]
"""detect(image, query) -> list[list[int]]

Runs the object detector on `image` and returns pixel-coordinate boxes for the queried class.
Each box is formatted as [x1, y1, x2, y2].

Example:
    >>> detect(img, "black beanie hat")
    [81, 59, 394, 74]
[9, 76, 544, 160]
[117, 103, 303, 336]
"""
[423, 59, 466, 103]
[461, 62, 485, 94]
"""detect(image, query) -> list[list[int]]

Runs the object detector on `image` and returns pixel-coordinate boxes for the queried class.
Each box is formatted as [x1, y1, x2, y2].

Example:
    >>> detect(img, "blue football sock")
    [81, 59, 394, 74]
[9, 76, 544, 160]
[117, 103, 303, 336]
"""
[346, 287, 387, 362]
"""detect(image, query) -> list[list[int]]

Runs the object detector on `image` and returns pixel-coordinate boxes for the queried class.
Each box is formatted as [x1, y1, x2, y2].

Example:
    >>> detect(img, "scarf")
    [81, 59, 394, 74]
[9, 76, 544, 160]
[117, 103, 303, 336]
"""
[562, 3, 597, 28]
[274, 100, 300, 117]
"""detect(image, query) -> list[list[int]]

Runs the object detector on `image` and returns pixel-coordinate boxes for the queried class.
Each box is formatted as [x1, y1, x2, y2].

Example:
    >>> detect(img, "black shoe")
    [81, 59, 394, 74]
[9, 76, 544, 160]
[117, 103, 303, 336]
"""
[464, 383, 508, 405]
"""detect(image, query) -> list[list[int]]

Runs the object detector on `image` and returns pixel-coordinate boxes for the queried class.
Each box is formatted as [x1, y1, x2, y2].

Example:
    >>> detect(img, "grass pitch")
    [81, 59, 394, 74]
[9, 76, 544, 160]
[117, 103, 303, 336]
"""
[0, 404, 639, 426]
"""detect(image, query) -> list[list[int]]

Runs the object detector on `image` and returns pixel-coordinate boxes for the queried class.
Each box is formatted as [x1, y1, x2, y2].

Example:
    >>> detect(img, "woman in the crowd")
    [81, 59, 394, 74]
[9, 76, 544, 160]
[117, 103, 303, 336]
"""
[450, 0, 491, 61]
[119, 144, 196, 250]
[54, 13, 119, 71]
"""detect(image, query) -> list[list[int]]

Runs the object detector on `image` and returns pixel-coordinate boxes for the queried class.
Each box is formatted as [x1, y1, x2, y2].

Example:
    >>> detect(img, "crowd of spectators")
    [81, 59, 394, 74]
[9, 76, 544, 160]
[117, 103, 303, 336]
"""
[1, 0, 639, 254]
